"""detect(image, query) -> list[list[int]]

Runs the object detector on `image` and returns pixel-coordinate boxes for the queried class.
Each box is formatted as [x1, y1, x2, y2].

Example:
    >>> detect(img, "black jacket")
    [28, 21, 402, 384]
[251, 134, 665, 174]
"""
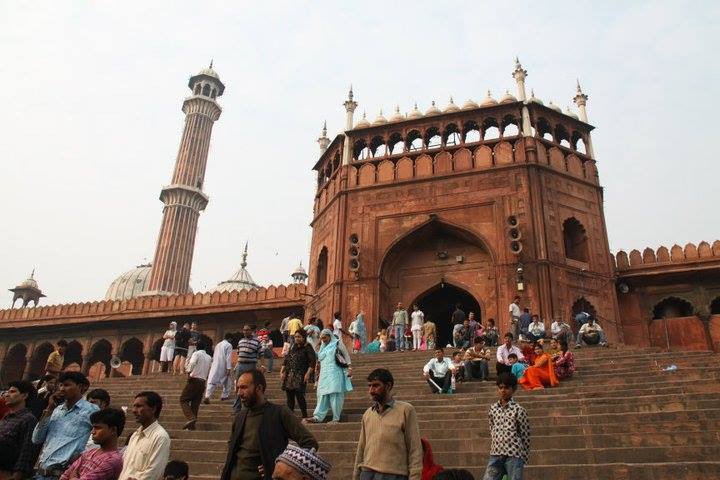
[220, 401, 318, 480]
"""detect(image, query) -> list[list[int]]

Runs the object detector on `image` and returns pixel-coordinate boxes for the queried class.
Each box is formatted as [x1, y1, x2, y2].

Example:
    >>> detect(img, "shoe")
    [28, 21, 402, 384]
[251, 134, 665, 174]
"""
[202, 398, 210, 405]
[328, 420, 340, 425]
[220, 397, 229, 402]
[183, 419, 197, 430]
[574, 345, 581, 349]
[303, 417, 320, 424]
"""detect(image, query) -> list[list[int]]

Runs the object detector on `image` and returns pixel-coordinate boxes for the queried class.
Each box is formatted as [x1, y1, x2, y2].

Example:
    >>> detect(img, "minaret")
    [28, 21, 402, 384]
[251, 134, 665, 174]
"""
[513, 57, 532, 137]
[512, 56, 528, 101]
[341, 86, 358, 165]
[145, 64, 225, 295]
[573, 79, 589, 122]
[573, 79, 595, 157]
[317, 121, 330, 153]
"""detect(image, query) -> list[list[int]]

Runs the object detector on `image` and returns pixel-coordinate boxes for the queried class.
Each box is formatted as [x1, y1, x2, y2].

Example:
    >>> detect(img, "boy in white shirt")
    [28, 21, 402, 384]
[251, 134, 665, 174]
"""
[422, 348, 455, 394]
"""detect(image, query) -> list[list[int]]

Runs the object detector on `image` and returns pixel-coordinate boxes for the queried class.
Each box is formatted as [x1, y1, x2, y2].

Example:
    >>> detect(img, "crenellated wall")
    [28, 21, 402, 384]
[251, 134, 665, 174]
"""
[615, 240, 720, 352]
[0, 283, 306, 327]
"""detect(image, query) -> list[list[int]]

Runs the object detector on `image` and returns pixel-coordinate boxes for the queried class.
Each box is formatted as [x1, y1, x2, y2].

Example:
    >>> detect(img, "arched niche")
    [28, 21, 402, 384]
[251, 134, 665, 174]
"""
[120, 337, 145, 376]
[652, 297, 695, 319]
[1, 343, 27, 383]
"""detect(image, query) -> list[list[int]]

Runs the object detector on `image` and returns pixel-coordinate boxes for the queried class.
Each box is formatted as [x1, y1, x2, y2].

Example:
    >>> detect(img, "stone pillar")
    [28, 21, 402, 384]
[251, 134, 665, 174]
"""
[512, 57, 528, 102]
[341, 87, 357, 165]
[22, 356, 33, 379]
[142, 352, 152, 376]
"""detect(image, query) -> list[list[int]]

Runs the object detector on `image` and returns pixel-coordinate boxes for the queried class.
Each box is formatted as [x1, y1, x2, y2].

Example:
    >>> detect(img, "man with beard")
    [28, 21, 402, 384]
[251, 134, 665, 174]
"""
[353, 368, 422, 480]
[220, 370, 317, 480]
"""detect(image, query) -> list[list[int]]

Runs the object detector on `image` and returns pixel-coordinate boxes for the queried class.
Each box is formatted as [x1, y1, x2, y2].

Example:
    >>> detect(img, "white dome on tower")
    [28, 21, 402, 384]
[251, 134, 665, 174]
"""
[408, 103, 424, 119]
[212, 243, 260, 292]
[443, 97, 460, 113]
[372, 110, 388, 125]
[462, 99, 479, 110]
[355, 112, 371, 128]
[548, 100, 562, 113]
[105, 264, 152, 300]
[500, 90, 518, 104]
[389, 106, 405, 122]
[480, 90, 498, 107]
[425, 101, 441, 116]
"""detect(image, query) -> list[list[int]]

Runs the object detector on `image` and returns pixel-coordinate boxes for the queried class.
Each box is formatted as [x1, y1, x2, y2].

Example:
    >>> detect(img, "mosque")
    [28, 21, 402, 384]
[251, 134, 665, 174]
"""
[2, 59, 719, 383]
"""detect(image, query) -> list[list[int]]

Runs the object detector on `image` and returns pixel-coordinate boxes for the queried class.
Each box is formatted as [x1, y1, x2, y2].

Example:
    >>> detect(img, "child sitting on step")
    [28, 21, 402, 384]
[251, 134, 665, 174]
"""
[508, 353, 527, 380]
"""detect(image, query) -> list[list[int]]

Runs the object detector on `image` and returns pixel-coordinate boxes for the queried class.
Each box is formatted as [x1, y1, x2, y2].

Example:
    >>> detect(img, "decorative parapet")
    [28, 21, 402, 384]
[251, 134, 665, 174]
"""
[615, 241, 720, 272]
[0, 283, 307, 328]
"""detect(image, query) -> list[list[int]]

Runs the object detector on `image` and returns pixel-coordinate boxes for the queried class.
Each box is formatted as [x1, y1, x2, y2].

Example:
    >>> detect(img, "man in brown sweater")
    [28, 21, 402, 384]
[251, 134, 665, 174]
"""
[221, 369, 318, 480]
[354, 368, 422, 480]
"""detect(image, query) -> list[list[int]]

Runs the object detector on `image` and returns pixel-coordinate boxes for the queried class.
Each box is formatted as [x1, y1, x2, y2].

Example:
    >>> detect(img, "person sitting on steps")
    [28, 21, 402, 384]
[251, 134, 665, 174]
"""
[508, 353, 527, 381]
[553, 339, 576, 380]
[527, 315, 545, 342]
[495, 333, 524, 377]
[575, 317, 609, 348]
[518, 343, 559, 391]
[464, 337, 491, 381]
[422, 348, 455, 394]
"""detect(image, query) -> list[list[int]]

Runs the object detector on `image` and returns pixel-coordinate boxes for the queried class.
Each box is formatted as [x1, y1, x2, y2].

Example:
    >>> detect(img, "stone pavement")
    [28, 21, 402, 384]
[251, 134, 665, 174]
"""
[97, 346, 720, 479]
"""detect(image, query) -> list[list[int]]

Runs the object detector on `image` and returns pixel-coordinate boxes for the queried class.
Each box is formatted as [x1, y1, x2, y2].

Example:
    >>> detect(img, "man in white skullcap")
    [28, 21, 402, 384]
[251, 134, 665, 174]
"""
[272, 445, 331, 480]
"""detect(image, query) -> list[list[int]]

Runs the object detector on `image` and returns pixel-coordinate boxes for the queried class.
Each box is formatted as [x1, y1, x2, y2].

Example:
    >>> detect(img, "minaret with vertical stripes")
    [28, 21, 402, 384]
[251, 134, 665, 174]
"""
[144, 64, 225, 295]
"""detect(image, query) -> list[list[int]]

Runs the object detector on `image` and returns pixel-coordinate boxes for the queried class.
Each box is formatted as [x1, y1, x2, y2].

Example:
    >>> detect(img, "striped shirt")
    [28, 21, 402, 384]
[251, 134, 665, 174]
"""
[237, 337, 262, 365]
[60, 447, 123, 480]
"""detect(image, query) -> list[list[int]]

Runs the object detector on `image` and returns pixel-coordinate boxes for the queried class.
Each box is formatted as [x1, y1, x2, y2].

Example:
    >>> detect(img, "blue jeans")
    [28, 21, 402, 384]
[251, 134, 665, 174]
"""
[483, 455, 525, 480]
[576, 330, 607, 346]
[393, 325, 406, 350]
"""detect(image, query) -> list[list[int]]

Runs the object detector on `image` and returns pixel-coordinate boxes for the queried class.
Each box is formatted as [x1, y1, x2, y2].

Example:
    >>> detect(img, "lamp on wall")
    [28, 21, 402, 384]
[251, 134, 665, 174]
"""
[516, 263, 525, 291]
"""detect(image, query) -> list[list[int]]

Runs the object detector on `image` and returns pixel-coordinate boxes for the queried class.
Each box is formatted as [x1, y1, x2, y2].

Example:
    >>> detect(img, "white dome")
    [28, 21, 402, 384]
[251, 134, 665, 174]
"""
[213, 244, 259, 292]
[462, 99, 479, 110]
[425, 101, 440, 116]
[548, 100, 562, 113]
[480, 90, 498, 107]
[372, 110, 388, 125]
[355, 112, 371, 128]
[443, 97, 460, 113]
[500, 89, 518, 104]
[389, 106, 405, 122]
[528, 89, 543, 105]
[408, 103, 423, 119]
[198, 67, 220, 79]
[105, 264, 152, 300]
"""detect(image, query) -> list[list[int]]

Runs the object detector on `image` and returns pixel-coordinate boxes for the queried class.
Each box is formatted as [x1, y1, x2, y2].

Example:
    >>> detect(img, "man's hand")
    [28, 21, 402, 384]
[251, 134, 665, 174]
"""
[258, 464, 265, 477]
[423, 372, 429, 379]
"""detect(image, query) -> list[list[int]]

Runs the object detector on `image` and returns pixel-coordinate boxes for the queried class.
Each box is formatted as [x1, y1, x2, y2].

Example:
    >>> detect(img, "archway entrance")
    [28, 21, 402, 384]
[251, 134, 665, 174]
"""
[412, 283, 481, 347]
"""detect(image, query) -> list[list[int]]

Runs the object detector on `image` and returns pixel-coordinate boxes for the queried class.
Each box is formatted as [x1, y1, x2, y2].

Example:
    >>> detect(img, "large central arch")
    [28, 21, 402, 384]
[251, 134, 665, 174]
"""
[378, 218, 495, 335]
[411, 283, 482, 347]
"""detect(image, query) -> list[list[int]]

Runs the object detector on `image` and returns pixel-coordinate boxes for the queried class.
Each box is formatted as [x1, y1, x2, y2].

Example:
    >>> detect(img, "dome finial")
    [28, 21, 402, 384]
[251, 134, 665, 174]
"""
[348, 84, 354, 101]
[241, 241, 248, 269]
[322, 120, 327, 137]
[209, 58, 213, 69]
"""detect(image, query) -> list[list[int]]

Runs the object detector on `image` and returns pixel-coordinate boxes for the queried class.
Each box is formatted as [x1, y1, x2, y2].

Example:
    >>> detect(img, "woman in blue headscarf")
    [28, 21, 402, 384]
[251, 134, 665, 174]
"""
[354, 311, 368, 353]
[304, 329, 353, 423]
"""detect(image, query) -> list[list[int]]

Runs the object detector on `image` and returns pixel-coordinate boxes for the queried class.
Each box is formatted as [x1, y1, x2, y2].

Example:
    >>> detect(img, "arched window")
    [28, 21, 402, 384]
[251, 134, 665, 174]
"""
[503, 123, 519, 137]
[388, 132, 404, 155]
[426, 127, 441, 149]
[316, 247, 328, 290]
[194, 84, 201, 95]
[202, 84, 211, 96]
[652, 297, 694, 319]
[563, 217, 589, 262]
[483, 126, 500, 140]
[210, 88, 217, 99]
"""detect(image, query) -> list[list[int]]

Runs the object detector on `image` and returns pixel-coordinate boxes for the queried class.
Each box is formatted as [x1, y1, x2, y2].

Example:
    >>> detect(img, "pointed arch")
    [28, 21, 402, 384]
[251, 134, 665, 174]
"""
[652, 297, 694, 319]
[87, 339, 113, 377]
[1, 343, 27, 383]
[28, 342, 55, 379]
[316, 247, 328, 290]
[563, 217, 589, 263]
[120, 337, 145, 376]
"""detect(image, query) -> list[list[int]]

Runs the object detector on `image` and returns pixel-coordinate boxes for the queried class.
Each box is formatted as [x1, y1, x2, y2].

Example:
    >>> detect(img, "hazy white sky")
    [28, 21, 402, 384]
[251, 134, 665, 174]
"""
[1, 1, 718, 305]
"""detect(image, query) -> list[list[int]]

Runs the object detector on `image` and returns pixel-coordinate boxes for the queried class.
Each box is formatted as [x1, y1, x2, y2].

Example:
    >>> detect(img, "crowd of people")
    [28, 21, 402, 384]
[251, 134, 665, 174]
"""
[0, 299, 608, 480]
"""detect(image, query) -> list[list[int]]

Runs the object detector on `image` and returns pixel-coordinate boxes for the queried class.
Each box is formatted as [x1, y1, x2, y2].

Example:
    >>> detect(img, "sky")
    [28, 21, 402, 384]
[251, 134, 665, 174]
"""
[1, 1, 718, 305]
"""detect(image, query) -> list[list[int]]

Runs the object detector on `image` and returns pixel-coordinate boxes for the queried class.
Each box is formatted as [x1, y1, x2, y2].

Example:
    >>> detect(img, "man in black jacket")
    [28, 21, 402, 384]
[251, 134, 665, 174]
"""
[220, 369, 318, 480]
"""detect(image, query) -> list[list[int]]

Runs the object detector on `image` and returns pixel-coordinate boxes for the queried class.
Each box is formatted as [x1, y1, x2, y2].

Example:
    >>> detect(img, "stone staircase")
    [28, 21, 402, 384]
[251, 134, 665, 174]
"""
[96, 346, 720, 479]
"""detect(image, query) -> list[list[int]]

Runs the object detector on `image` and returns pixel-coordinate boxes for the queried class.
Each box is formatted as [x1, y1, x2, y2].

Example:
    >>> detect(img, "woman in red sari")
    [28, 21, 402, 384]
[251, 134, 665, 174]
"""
[553, 339, 576, 380]
[519, 343, 559, 390]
